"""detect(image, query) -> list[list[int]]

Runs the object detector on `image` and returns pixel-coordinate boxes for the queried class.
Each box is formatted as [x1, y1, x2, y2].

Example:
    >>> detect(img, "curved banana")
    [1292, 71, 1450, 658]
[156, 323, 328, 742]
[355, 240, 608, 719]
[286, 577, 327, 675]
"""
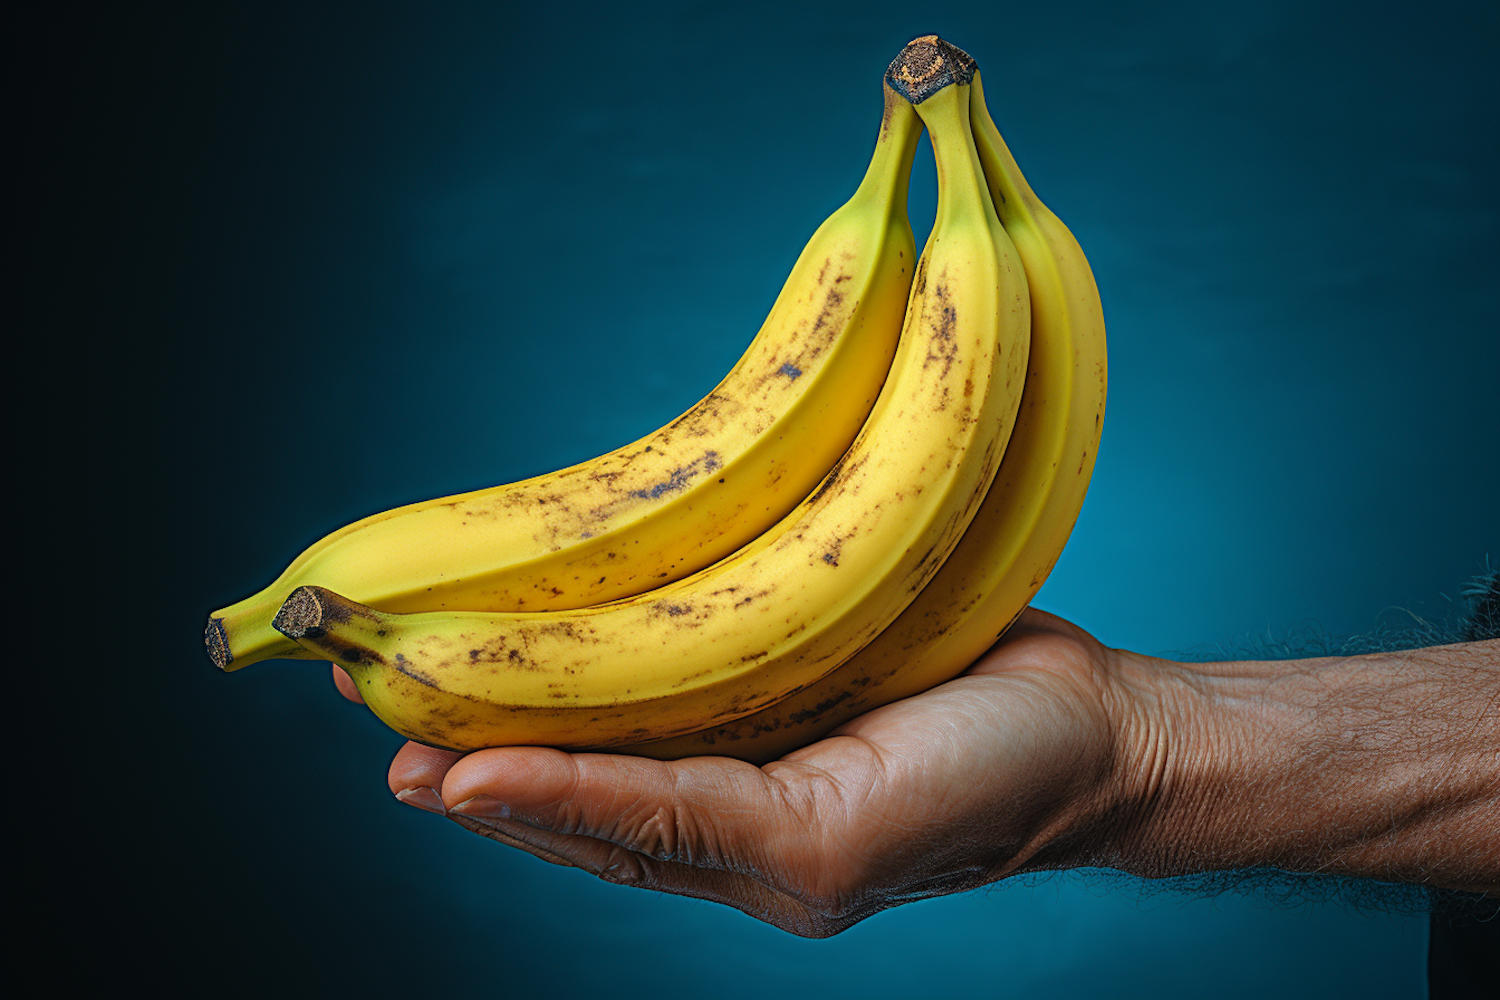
[206, 88, 923, 671]
[629, 38, 1107, 763]
[266, 83, 1030, 751]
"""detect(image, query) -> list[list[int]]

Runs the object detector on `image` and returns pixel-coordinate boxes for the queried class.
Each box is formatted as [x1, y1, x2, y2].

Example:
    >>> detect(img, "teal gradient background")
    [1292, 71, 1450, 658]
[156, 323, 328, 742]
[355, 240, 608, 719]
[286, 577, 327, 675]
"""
[35, 2, 1494, 995]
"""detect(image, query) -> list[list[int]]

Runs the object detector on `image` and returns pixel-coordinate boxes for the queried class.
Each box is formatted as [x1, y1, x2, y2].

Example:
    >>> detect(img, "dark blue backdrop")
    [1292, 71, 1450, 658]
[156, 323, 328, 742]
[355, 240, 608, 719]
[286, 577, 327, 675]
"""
[45, 2, 1495, 995]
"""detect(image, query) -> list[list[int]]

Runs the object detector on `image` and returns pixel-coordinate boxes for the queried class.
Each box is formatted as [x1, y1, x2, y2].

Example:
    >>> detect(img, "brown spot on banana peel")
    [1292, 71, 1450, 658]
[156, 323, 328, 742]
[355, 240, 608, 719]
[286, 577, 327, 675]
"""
[922, 280, 960, 390]
[787, 688, 859, 726]
[499, 646, 546, 673]
[819, 521, 863, 568]
[733, 588, 772, 608]
[392, 652, 442, 689]
[671, 666, 723, 689]
[806, 451, 866, 506]
[333, 642, 379, 666]
[773, 284, 851, 380]
[625, 451, 724, 501]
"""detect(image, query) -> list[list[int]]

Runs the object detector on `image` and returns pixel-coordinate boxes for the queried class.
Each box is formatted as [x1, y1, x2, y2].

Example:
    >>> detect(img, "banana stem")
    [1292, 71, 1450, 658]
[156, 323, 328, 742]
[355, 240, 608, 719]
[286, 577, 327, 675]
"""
[207, 591, 319, 670]
[884, 38, 995, 233]
[272, 586, 388, 670]
[847, 85, 923, 215]
[927, 89, 996, 232]
[969, 72, 1042, 227]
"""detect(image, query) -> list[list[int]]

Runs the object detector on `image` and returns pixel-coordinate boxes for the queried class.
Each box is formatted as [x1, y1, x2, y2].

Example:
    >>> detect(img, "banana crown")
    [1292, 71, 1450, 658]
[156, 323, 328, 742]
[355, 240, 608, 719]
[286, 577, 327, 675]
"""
[884, 35, 975, 105]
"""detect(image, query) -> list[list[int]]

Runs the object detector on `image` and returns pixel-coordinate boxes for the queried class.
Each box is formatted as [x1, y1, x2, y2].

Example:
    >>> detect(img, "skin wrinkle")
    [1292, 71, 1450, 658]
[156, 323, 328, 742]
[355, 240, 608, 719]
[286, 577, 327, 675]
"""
[582, 761, 786, 884]
[489, 806, 826, 930]
[761, 761, 856, 904]
[612, 770, 689, 864]
[599, 844, 650, 884]
[450, 815, 577, 869]
[832, 781, 920, 905]
[532, 804, 784, 904]
[1120, 642, 1500, 891]
[817, 754, 916, 910]
[694, 768, 778, 874]
[642, 802, 683, 862]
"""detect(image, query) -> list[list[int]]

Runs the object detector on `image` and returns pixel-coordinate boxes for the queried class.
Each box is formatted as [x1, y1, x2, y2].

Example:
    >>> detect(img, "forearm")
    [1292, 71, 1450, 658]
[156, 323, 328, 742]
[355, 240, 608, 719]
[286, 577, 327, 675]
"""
[1087, 640, 1499, 892]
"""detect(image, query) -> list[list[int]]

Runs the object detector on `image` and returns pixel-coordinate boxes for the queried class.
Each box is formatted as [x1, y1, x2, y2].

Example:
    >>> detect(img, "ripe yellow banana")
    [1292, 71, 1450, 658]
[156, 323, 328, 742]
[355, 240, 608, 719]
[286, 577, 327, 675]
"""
[628, 38, 1108, 763]
[265, 80, 1030, 751]
[206, 88, 923, 672]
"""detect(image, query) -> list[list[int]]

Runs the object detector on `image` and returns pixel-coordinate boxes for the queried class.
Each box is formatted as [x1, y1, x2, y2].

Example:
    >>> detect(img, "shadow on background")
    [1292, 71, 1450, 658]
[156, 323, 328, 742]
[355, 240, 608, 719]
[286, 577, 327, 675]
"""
[28, 2, 1494, 995]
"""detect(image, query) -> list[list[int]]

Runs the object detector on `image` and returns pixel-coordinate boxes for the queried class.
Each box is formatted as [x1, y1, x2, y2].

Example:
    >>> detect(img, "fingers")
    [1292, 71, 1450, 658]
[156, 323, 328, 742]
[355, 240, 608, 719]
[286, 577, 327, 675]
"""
[389, 744, 900, 934]
[439, 747, 791, 876]
[388, 740, 466, 801]
[384, 740, 862, 933]
[332, 665, 365, 704]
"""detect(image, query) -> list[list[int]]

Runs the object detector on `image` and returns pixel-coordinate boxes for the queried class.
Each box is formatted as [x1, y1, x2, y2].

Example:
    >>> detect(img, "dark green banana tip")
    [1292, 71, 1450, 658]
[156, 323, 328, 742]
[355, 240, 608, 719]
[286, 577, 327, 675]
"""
[885, 35, 976, 104]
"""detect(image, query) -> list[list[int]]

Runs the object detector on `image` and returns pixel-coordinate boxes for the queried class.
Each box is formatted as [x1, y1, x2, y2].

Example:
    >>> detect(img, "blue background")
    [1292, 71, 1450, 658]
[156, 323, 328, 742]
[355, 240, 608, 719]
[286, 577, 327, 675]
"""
[43, 1, 1494, 995]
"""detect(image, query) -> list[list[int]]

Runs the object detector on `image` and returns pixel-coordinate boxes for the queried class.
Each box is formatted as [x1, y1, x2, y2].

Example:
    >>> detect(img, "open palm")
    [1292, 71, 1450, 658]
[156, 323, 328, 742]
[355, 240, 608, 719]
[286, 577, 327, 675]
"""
[347, 608, 1131, 937]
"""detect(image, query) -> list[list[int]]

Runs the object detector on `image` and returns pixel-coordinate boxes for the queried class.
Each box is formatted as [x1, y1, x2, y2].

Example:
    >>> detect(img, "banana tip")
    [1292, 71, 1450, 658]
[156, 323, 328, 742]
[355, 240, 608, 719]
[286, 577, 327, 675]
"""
[205, 617, 232, 670]
[885, 35, 976, 105]
[272, 586, 326, 640]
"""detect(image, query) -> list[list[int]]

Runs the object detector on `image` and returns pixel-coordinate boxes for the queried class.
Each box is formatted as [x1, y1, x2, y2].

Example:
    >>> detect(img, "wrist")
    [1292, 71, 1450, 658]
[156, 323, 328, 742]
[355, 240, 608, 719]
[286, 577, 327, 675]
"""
[1093, 642, 1500, 892]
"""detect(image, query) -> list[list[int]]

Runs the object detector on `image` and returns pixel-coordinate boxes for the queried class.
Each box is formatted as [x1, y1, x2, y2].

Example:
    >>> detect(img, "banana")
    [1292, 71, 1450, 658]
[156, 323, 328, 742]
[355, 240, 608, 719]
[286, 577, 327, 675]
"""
[628, 38, 1108, 763]
[206, 87, 923, 672]
[265, 81, 1030, 751]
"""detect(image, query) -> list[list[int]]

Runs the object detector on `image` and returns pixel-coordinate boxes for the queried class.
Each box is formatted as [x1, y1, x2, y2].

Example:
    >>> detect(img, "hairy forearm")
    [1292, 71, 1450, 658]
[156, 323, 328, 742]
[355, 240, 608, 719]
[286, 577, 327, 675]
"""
[1089, 640, 1499, 892]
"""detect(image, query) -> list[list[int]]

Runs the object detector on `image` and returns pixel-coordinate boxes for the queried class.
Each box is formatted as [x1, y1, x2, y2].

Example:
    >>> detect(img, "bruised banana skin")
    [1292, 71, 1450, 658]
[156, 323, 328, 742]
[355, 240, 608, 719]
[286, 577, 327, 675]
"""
[629, 47, 1108, 763]
[270, 87, 1030, 751]
[206, 88, 923, 672]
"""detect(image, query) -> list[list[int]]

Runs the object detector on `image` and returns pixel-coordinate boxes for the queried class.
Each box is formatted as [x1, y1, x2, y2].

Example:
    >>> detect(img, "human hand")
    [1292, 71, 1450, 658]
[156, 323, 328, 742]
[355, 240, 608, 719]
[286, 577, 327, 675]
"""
[334, 610, 1500, 933]
[336, 607, 1139, 936]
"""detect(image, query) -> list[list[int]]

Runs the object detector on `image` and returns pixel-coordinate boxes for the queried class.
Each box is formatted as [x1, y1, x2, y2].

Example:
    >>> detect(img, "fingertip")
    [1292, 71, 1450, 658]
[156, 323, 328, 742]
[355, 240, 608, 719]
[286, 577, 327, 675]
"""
[332, 664, 365, 704]
[389, 741, 466, 797]
[441, 746, 580, 811]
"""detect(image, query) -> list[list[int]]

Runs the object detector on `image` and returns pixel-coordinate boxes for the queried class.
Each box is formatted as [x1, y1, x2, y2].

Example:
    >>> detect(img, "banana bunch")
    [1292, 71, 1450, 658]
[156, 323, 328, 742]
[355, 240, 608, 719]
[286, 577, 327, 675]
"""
[208, 36, 1106, 762]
